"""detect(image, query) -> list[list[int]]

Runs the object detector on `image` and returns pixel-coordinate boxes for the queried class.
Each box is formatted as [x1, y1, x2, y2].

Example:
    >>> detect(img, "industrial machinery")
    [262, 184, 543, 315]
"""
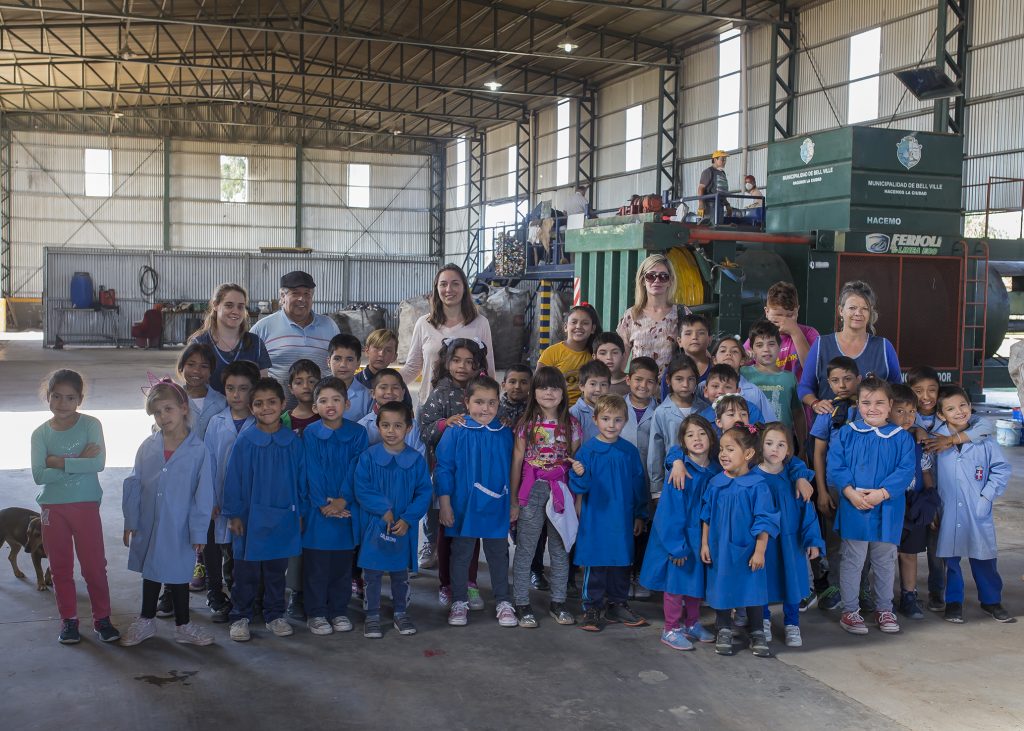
[565, 126, 1016, 397]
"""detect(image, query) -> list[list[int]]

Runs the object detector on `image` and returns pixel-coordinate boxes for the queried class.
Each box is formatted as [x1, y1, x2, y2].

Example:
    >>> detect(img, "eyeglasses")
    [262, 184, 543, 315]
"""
[644, 271, 671, 283]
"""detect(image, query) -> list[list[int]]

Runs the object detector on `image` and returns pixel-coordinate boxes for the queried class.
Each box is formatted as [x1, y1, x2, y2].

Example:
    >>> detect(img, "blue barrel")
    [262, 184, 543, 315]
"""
[70, 272, 94, 309]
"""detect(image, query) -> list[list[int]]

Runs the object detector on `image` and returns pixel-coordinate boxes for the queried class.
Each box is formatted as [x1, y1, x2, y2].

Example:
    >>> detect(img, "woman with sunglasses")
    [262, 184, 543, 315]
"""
[616, 254, 690, 375]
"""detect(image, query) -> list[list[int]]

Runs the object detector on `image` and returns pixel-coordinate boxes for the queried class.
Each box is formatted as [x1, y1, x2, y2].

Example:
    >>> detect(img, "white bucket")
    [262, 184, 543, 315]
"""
[995, 419, 1020, 447]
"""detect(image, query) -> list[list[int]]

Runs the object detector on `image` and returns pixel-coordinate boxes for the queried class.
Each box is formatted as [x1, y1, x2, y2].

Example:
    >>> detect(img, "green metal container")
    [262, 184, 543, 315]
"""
[767, 127, 963, 236]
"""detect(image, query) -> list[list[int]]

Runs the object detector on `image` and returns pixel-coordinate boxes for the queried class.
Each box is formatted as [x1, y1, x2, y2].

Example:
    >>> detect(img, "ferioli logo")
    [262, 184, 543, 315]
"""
[865, 234, 890, 253]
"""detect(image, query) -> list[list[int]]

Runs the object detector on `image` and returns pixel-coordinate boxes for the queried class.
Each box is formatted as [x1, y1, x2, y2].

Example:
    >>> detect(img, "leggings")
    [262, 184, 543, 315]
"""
[39, 502, 111, 622]
[437, 523, 479, 589]
[663, 593, 701, 631]
[143, 579, 189, 625]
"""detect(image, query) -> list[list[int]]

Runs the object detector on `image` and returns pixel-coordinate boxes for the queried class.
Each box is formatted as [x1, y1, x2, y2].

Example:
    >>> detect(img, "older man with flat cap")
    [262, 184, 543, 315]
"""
[250, 270, 339, 406]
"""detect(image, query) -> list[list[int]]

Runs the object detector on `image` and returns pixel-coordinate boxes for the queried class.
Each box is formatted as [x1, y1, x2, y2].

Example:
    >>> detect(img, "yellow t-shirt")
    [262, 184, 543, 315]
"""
[538, 342, 593, 405]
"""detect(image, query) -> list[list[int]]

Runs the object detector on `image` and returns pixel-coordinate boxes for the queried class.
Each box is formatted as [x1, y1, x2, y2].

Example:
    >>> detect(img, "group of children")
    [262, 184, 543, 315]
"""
[27, 297, 1015, 658]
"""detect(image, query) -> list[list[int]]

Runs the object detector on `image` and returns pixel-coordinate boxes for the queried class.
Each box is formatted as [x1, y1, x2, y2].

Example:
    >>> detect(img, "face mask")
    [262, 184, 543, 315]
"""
[744, 183, 753, 191]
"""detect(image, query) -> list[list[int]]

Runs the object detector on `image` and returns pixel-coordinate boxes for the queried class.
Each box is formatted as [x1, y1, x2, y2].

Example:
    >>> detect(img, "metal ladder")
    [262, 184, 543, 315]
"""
[958, 238, 990, 394]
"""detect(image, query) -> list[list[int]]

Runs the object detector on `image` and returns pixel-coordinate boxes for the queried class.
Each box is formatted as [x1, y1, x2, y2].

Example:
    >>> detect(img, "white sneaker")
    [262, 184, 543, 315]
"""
[229, 618, 251, 642]
[762, 618, 773, 642]
[785, 624, 802, 647]
[448, 600, 469, 626]
[496, 601, 518, 627]
[330, 615, 353, 633]
[174, 621, 214, 646]
[119, 617, 156, 647]
[266, 617, 294, 637]
[307, 616, 333, 636]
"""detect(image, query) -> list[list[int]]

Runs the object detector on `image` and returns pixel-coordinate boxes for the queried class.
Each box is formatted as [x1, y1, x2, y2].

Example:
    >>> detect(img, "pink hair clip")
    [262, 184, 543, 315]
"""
[745, 423, 758, 435]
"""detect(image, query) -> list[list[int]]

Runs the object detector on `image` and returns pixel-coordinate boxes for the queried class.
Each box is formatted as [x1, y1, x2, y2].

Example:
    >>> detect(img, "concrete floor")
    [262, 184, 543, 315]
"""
[1, 336, 1022, 731]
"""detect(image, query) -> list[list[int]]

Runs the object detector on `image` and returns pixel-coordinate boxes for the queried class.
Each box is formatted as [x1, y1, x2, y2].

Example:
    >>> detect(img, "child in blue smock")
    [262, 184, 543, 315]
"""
[639, 414, 721, 651]
[358, 368, 425, 455]
[569, 359, 611, 446]
[435, 376, 516, 627]
[178, 341, 226, 439]
[434, 376, 516, 626]
[301, 376, 368, 636]
[202, 359, 259, 621]
[328, 334, 373, 421]
[700, 424, 780, 658]
[827, 377, 916, 637]
[355, 402, 433, 638]
[756, 422, 822, 649]
[571, 393, 649, 632]
[932, 386, 1014, 623]
[223, 377, 305, 642]
[120, 380, 215, 648]
[700, 364, 765, 432]
[647, 355, 704, 500]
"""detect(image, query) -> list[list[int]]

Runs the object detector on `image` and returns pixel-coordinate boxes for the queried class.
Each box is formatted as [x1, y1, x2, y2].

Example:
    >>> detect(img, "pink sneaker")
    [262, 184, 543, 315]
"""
[448, 600, 469, 626]
[840, 611, 868, 635]
[875, 610, 901, 633]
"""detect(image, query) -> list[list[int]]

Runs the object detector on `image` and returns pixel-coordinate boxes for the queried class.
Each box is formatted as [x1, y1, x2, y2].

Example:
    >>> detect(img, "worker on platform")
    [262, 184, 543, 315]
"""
[744, 175, 764, 208]
[564, 185, 591, 218]
[696, 150, 731, 224]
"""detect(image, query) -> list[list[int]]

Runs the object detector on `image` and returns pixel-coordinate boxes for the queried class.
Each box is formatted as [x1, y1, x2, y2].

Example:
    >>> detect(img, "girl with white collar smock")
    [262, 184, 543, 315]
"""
[177, 342, 226, 440]
[120, 380, 215, 647]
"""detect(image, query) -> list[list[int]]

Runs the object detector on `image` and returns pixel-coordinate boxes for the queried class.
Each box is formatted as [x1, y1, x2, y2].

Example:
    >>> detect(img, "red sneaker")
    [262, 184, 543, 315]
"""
[840, 611, 868, 635]
[875, 610, 901, 633]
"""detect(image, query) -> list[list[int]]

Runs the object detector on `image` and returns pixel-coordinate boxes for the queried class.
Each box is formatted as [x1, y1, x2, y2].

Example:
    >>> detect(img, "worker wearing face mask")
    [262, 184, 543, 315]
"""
[743, 175, 764, 208]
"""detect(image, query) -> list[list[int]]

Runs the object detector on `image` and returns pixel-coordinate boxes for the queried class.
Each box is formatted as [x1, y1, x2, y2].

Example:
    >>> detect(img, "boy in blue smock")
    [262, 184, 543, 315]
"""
[301, 376, 368, 636]
[569, 359, 611, 445]
[932, 385, 1014, 624]
[328, 334, 373, 421]
[699, 364, 764, 432]
[827, 377, 916, 637]
[434, 376, 517, 628]
[358, 368, 425, 455]
[203, 359, 259, 621]
[355, 402, 433, 638]
[223, 377, 305, 642]
[810, 355, 861, 610]
[572, 394, 649, 632]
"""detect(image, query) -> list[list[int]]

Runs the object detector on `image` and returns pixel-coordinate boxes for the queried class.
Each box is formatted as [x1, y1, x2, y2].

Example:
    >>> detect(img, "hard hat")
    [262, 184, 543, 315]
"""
[711, 150, 729, 159]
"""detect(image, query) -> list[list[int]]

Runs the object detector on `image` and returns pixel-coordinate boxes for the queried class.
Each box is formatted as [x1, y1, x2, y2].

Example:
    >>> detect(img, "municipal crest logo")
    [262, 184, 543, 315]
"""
[799, 138, 815, 164]
[975, 467, 984, 481]
[897, 134, 923, 170]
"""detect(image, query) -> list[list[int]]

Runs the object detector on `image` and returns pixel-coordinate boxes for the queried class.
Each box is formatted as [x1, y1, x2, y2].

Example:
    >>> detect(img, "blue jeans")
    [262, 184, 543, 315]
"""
[231, 557, 288, 622]
[763, 602, 800, 627]
[363, 569, 410, 618]
[302, 548, 354, 619]
[582, 565, 630, 610]
[945, 556, 1002, 605]
[451, 536, 509, 604]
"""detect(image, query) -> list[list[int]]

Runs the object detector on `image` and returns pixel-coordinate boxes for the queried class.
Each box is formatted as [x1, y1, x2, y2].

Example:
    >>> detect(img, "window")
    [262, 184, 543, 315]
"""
[625, 104, 643, 171]
[220, 155, 248, 203]
[507, 146, 517, 198]
[348, 163, 370, 208]
[847, 28, 881, 124]
[556, 99, 571, 186]
[455, 138, 467, 207]
[84, 148, 112, 197]
[717, 29, 741, 152]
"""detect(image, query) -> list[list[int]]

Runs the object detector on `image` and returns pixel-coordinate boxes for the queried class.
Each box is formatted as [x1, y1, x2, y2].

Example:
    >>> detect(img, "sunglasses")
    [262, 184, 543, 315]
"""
[644, 271, 671, 283]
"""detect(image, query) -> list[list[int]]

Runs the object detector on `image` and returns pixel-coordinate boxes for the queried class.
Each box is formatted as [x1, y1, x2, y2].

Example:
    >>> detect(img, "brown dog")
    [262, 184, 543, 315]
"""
[1, 507, 52, 590]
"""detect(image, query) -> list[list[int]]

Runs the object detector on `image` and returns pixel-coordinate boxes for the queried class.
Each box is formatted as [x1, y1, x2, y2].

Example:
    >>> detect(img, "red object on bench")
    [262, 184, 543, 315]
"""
[131, 306, 163, 348]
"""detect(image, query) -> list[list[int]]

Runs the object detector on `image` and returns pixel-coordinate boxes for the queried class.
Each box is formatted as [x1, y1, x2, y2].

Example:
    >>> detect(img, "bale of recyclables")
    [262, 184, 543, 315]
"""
[331, 306, 388, 346]
[397, 294, 431, 363]
[479, 286, 529, 369]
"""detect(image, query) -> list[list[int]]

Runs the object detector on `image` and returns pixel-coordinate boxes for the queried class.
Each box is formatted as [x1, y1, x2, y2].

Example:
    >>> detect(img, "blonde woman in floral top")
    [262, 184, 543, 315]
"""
[616, 254, 690, 375]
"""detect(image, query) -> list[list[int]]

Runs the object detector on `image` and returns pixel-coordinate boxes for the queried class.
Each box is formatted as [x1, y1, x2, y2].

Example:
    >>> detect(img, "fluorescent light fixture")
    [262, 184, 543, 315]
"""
[558, 41, 579, 53]
[484, 80, 503, 91]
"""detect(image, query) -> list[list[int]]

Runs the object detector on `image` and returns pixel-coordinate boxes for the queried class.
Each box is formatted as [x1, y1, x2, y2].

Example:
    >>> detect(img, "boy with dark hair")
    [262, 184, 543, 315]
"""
[698, 364, 765, 431]
[592, 332, 629, 396]
[678, 314, 712, 383]
[741, 319, 805, 436]
[622, 357, 659, 600]
[571, 359, 612, 444]
[743, 281, 819, 380]
[282, 359, 321, 435]
[498, 364, 532, 427]
[329, 333, 373, 420]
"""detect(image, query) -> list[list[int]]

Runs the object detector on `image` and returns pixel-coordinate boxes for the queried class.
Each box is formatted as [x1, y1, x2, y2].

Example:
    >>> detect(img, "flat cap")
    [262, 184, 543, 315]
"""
[280, 270, 316, 289]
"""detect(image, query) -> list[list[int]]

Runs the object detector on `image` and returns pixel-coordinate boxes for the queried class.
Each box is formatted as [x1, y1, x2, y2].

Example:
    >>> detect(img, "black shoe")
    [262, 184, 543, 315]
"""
[530, 572, 551, 592]
[209, 598, 232, 623]
[155, 591, 174, 618]
[749, 630, 772, 658]
[287, 593, 306, 621]
[944, 601, 964, 623]
[93, 617, 120, 643]
[927, 591, 946, 612]
[980, 603, 1016, 623]
[58, 618, 81, 645]
[605, 602, 649, 627]
[899, 590, 925, 620]
[715, 627, 734, 656]
[579, 608, 603, 632]
[516, 604, 538, 628]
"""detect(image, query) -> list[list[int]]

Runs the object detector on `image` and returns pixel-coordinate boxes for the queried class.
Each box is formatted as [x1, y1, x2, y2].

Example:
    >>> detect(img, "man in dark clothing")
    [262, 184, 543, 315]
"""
[696, 150, 731, 224]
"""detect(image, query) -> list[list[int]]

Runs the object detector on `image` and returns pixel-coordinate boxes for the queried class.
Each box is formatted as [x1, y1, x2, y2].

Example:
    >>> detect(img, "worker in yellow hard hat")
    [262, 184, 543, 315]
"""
[696, 149, 732, 224]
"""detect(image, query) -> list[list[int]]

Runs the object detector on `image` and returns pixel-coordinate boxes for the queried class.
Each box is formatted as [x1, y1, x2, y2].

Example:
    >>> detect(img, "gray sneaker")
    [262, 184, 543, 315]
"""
[393, 614, 417, 635]
[516, 604, 538, 628]
[749, 630, 772, 657]
[715, 628, 734, 655]
[364, 617, 383, 639]
[266, 617, 294, 637]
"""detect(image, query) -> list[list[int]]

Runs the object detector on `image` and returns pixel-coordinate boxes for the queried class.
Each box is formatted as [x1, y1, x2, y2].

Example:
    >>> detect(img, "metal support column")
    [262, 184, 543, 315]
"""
[429, 143, 446, 259]
[933, 0, 969, 135]
[0, 115, 11, 297]
[768, 0, 798, 141]
[295, 144, 304, 248]
[515, 116, 531, 237]
[464, 134, 485, 281]
[657, 61, 680, 199]
[162, 137, 171, 251]
[575, 87, 597, 210]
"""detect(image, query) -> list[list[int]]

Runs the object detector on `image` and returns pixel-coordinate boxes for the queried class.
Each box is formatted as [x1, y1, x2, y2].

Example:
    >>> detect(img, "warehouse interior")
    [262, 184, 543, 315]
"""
[2, 0, 1024, 729]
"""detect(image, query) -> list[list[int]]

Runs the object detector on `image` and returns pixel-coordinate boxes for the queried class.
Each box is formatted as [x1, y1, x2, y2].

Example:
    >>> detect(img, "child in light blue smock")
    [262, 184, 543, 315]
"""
[328, 333, 373, 421]
[178, 341, 226, 439]
[223, 378, 305, 642]
[355, 402, 433, 638]
[300, 376, 368, 636]
[700, 423, 780, 658]
[120, 380, 215, 648]
[932, 385, 1013, 624]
